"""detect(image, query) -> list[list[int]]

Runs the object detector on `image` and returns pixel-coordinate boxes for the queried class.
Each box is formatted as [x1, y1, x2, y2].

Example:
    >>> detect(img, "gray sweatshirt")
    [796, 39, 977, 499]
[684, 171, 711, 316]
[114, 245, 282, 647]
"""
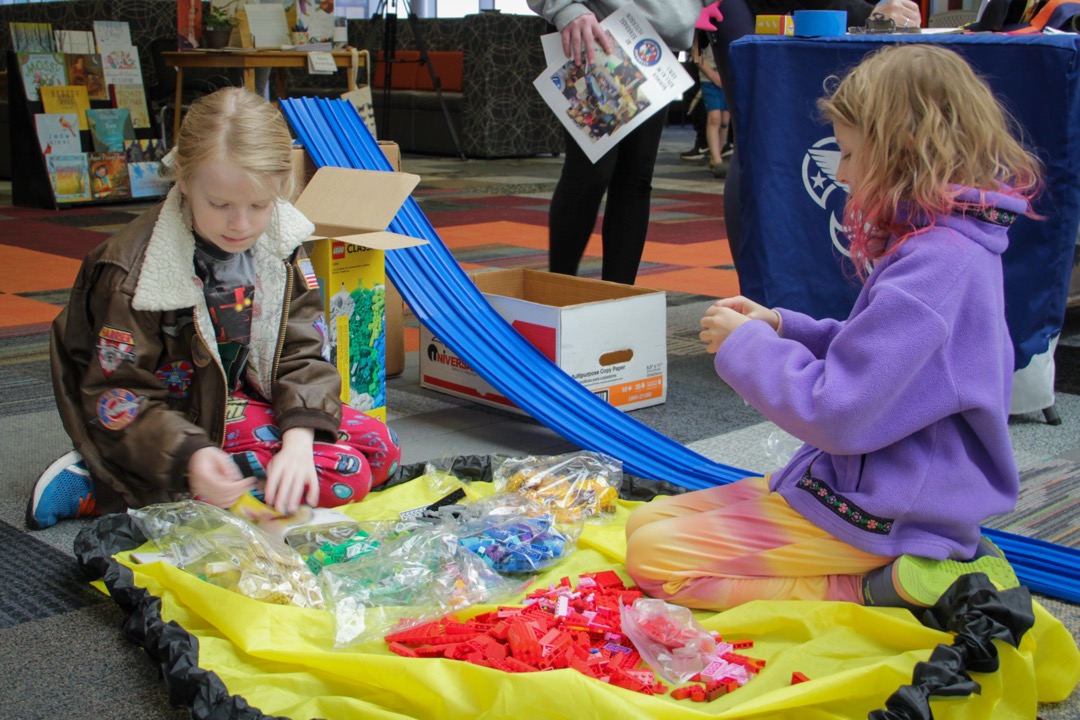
[527, 0, 707, 51]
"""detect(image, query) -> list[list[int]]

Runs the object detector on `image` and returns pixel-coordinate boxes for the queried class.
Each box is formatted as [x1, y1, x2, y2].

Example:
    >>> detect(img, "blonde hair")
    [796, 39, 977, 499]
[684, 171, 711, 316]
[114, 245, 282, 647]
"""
[817, 44, 1040, 275]
[163, 87, 297, 201]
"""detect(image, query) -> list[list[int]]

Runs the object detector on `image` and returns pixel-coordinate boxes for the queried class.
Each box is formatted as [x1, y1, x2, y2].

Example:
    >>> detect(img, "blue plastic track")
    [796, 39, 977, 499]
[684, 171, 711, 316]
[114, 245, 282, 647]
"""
[280, 97, 1080, 604]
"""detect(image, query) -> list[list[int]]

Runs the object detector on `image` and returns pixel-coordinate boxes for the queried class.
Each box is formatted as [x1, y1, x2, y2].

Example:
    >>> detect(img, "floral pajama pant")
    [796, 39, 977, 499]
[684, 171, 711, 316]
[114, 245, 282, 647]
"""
[222, 390, 400, 508]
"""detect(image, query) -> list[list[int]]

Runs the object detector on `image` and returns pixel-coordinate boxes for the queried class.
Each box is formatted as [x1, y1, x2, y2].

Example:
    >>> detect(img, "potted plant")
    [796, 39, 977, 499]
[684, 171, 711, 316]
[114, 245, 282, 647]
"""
[203, 6, 235, 49]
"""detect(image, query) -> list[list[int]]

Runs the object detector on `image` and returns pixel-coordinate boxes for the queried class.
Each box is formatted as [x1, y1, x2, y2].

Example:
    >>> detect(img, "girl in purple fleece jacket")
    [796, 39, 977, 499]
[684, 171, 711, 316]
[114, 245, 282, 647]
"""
[624, 44, 1041, 612]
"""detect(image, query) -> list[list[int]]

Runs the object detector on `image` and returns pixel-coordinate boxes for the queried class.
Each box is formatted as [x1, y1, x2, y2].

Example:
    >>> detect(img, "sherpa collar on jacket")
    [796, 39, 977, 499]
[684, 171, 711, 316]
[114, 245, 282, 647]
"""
[132, 185, 316, 312]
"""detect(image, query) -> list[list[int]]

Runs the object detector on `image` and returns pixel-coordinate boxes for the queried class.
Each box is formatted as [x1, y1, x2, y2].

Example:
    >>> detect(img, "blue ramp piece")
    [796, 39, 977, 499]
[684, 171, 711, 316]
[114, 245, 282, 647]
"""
[280, 98, 1080, 605]
[280, 96, 750, 490]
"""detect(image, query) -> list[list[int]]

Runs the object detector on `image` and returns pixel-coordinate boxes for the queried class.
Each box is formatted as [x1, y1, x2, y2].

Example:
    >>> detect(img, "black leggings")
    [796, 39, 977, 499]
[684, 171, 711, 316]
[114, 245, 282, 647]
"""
[707, 0, 756, 272]
[548, 107, 669, 285]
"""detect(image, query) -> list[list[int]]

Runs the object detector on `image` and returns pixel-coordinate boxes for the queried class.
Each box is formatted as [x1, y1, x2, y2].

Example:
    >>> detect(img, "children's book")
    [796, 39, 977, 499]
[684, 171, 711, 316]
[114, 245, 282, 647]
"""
[124, 138, 167, 164]
[89, 152, 132, 201]
[86, 108, 135, 153]
[288, 0, 335, 44]
[93, 21, 133, 53]
[101, 47, 144, 90]
[64, 53, 109, 101]
[40, 85, 92, 131]
[54, 29, 96, 54]
[46, 153, 92, 203]
[125, 141, 170, 198]
[34, 113, 83, 155]
[109, 83, 151, 130]
[9, 22, 55, 52]
[17, 52, 66, 102]
[178, 0, 203, 50]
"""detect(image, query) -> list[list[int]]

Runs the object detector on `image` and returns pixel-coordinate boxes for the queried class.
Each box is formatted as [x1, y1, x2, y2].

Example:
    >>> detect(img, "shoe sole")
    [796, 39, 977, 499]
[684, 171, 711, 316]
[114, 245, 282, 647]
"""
[25, 450, 86, 530]
[893, 550, 1020, 607]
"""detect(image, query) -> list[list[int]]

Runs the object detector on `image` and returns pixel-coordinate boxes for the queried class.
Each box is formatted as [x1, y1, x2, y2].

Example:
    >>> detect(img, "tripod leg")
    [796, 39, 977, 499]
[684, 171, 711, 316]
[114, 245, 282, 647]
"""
[406, 11, 467, 160]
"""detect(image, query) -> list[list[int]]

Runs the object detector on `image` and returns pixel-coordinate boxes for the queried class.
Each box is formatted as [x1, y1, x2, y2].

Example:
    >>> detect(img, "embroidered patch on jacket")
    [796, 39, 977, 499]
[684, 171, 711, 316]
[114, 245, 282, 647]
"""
[155, 361, 194, 399]
[97, 326, 136, 378]
[796, 475, 894, 535]
[298, 258, 320, 290]
[97, 388, 140, 431]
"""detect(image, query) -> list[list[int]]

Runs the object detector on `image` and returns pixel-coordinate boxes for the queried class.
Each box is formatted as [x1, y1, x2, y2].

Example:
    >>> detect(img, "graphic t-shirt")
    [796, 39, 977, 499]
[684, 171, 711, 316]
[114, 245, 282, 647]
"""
[193, 234, 256, 390]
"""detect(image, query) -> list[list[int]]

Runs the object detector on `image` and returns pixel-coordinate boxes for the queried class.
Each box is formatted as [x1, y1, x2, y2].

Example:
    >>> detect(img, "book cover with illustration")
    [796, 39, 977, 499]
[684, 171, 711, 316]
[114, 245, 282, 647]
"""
[34, 113, 83, 155]
[101, 47, 144, 90]
[178, 0, 203, 50]
[93, 20, 133, 53]
[54, 30, 95, 54]
[287, 0, 335, 44]
[40, 85, 92, 130]
[86, 108, 135, 152]
[125, 140, 169, 198]
[110, 84, 151, 129]
[46, 153, 92, 203]
[17, 52, 66, 102]
[9, 22, 55, 52]
[64, 53, 109, 100]
[89, 152, 132, 201]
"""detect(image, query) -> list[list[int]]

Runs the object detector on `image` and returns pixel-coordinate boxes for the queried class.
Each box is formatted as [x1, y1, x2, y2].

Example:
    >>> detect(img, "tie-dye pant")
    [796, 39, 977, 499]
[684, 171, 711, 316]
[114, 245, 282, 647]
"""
[624, 476, 891, 610]
[222, 391, 400, 508]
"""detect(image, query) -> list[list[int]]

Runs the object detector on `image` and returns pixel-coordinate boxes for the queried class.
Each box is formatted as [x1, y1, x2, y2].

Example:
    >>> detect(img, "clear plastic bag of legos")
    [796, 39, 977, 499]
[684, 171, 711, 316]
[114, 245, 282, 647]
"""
[319, 525, 522, 649]
[128, 499, 325, 610]
[493, 450, 622, 523]
[452, 493, 582, 574]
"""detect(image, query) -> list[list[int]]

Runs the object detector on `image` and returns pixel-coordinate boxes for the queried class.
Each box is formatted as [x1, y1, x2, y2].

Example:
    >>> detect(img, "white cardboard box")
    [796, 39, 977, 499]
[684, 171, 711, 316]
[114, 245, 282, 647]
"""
[420, 269, 667, 414]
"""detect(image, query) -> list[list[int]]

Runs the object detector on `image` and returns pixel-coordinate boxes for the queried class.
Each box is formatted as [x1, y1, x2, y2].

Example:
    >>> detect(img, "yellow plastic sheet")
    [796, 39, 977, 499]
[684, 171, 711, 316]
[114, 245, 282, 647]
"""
[118, 480, 1080, 720]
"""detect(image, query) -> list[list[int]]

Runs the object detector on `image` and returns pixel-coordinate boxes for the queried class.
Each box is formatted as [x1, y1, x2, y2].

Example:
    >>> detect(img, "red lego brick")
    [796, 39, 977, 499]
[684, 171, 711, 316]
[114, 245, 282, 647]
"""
[730, 639, 754, 649]
[387, 642, 419, 658]
[671, 686, 694, 700]
[791, 671, 810, 684]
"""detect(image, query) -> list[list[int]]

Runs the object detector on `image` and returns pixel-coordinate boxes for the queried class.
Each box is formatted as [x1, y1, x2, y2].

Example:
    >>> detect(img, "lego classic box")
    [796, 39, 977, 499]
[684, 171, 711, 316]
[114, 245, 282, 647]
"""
[293, 166, 425, 423]
[420, 269, 667, 414]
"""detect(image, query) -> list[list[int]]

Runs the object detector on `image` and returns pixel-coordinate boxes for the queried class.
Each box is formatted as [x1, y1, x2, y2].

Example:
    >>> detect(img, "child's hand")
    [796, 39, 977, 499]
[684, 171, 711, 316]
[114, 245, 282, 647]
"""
[700, 304, 750, 353]
[188, 447, 255, 508]
[264, 428, 319, 515]
[714, 295, 781, 330]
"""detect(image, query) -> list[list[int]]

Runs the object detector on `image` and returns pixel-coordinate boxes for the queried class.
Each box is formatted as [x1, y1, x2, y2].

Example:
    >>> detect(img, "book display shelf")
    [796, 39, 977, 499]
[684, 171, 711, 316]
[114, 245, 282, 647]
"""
[7, 21, 166, 209]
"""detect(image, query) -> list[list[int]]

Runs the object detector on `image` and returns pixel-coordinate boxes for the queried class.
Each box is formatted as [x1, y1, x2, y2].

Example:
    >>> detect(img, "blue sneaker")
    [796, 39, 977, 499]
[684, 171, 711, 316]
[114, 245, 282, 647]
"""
[25, 450, 98, 530]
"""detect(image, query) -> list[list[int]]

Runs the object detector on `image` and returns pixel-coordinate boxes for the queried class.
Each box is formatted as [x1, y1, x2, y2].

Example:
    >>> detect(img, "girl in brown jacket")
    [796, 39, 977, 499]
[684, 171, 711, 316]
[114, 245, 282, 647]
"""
[28, 88, 400, 529]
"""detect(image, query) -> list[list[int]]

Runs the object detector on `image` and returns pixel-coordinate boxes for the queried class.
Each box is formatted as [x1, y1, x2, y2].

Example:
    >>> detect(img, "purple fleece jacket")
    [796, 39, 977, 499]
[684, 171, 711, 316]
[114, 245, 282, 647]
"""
[714, 188, 1025, 560]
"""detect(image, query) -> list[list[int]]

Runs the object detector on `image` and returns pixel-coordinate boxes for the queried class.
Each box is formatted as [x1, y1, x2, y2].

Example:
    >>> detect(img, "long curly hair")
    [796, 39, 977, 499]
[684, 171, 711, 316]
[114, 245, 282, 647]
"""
[162, 87, 298, 202]
[817, 44, 1040, 278]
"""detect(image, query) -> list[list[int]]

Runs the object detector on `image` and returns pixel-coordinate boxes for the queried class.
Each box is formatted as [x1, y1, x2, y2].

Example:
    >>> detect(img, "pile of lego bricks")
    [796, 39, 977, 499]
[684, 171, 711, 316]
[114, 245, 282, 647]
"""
[385, 570, 786, 703]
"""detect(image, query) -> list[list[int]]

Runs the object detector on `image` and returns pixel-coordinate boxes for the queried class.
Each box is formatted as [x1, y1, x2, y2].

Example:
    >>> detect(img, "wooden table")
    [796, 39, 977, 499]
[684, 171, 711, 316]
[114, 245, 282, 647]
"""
[161, 49, 366, 141]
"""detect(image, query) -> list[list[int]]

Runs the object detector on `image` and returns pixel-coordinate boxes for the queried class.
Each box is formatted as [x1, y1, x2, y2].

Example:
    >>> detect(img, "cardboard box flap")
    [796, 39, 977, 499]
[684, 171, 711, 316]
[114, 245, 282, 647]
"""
[474, 269, 655, 308]
[295, 167, 421, 234]
[317, 229, 428, 251]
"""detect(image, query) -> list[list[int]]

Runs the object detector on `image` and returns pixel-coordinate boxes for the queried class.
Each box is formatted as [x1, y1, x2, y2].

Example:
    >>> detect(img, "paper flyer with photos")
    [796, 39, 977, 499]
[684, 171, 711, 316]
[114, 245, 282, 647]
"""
[532, 5, 693, 163]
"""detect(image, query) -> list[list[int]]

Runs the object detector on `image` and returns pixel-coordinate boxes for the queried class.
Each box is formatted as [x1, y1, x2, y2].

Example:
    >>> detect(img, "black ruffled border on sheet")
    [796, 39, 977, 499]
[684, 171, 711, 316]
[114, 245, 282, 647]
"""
[868, 574, 1035, 720]
[74, 458, 1035, 720]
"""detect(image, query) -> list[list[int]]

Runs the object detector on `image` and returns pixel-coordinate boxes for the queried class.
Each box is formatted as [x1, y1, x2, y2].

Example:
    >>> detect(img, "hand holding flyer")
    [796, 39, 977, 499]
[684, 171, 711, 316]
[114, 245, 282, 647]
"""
[533, 5, 693, 163]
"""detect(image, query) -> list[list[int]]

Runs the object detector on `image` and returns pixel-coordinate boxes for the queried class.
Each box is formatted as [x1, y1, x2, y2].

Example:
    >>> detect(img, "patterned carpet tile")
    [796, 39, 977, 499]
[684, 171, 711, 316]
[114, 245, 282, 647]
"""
[0, 218, 113, 259]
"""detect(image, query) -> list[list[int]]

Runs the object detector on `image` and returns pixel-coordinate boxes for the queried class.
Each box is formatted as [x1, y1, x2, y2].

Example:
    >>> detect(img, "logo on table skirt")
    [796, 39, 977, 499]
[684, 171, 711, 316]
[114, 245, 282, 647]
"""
[634, 39, 661, 66]
[97, 326, 136, 378]
[802, 136, 852, 259]
[155, 361, 194, 399]
[97, 388, 140, 431]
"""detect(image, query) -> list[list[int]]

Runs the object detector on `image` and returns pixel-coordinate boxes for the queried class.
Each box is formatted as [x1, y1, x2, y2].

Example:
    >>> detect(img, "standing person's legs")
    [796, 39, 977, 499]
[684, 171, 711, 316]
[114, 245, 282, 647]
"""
[549, 131, 617, 277]
[624, 476, 890, 610]
[599, 107, 668, 284]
